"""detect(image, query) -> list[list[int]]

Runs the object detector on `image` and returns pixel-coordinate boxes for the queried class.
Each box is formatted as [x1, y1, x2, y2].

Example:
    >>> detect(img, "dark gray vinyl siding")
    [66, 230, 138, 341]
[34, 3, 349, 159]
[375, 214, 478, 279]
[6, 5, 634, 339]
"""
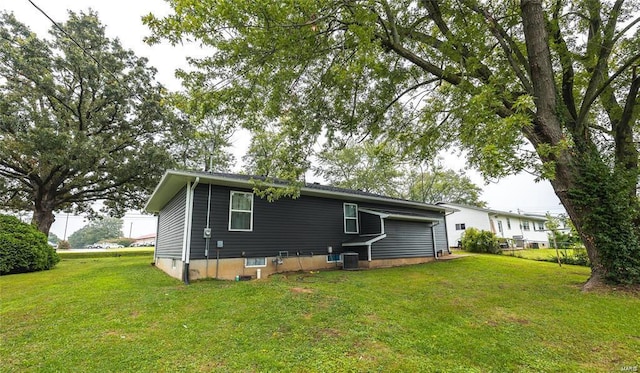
[372, 220, 433, 259]
[188, 184, 355, 259]
[359, 212, 382, 235]
[433, 219, 448, 253]
[358, 204, 448, 254]
[155, 187, 186, 259]
[175, 183, 450, 261]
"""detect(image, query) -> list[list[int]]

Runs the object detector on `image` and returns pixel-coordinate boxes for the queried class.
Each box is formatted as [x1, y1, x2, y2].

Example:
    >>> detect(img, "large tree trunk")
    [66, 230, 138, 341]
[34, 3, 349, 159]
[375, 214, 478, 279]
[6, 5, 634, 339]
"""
[520, 0, 640, 289]
[32, 188, 56, 235]
[547, 165, 606, 290]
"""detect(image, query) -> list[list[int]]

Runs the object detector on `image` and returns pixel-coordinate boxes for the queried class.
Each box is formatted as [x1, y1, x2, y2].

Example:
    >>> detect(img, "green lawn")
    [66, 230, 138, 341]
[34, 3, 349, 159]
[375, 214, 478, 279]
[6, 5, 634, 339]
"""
[1, 254, 638, 372]
[56, 247, 155, 259]
[503, 248, 577, 261]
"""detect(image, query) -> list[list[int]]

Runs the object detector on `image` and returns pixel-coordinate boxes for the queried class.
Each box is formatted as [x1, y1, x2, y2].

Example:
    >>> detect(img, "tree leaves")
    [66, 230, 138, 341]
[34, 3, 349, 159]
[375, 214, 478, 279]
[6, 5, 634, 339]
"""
[0, 10, 176, 233]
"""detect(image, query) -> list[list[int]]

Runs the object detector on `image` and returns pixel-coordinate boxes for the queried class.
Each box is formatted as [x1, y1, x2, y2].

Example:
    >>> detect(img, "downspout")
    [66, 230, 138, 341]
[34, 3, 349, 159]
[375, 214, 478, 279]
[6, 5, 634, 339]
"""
[431, 221, 439, 260]
[153, 213, 160, 263]
[183, 177, 200, 285]
[367, 244, 372, 262]
[205, 183, 212, 278]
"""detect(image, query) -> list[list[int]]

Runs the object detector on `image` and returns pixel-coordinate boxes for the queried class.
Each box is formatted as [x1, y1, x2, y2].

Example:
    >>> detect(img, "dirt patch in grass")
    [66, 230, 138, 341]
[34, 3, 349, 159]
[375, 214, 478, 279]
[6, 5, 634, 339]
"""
[290, 287, 313, 294]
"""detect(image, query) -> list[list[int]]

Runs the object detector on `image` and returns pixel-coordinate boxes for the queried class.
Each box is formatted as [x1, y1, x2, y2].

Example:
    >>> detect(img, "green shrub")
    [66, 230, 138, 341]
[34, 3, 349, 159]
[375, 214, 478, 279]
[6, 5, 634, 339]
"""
[544, 245, 590, 266]
[461, 227, 501, 254]
[57, 240, 71, 250]
[0, 215, 60, 275]
[109, 237, 136, 247]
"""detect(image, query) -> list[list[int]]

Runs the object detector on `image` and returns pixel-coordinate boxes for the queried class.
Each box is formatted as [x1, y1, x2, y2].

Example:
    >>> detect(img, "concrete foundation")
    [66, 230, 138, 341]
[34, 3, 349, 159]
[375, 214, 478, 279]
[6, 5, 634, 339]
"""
[156, 253, 445, 281]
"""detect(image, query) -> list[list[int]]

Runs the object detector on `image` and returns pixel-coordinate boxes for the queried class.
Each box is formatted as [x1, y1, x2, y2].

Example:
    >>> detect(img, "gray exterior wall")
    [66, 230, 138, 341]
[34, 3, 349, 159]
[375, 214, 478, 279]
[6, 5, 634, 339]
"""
[372, 220, 433, 259]
[156, 183, 449, 262]
[155, 187, 186, 259]
[188, 184, 356, 260]
[359, 211, 382, 234]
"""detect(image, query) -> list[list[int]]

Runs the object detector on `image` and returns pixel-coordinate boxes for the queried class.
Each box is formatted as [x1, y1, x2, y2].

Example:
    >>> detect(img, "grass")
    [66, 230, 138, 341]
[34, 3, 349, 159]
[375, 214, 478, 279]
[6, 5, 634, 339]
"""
[56, 247, 154, 259]
[503, 248, 578, 261]
[1, 254, 638, 372]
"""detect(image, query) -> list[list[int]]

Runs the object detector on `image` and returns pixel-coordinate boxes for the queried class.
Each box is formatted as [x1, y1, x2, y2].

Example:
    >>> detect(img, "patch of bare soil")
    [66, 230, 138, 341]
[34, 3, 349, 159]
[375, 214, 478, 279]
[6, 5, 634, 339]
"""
[290, 287, 313, 294]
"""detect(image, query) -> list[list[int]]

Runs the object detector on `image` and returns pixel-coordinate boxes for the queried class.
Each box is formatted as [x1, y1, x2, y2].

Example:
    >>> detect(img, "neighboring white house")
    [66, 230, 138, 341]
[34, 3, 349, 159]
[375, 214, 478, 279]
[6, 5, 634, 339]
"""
[438, 202, 550, 248]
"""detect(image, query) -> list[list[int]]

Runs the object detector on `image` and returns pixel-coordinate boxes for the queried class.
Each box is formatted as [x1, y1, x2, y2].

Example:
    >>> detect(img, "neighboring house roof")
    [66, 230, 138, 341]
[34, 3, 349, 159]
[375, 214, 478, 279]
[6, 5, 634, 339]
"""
[145, 170, 454, 214]
[133, 233, 156, 240]
[437, 202, 547, 222]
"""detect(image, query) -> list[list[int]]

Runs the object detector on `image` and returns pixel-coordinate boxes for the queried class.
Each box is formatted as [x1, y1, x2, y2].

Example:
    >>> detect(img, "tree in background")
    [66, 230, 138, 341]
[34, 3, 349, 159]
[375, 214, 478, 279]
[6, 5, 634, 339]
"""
[314, 140, 485, 206]
[47, 232, 60, 244]
[67, 217, 123, 249]
[546, 214, 581, 249]
[404, 166, 485, 207]
[314, 141, 404, 197]
[168, 85, 236, 172]
[0, 11, 175, 235]
[145, 1, 640, 287]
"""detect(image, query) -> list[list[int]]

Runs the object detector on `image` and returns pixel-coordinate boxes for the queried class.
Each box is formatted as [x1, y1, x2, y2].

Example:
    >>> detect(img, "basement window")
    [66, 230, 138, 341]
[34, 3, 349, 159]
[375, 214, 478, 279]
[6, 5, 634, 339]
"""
[245, 257, 266, 267]
[455, 223, 466, 230]
[327, 253, 342, 263]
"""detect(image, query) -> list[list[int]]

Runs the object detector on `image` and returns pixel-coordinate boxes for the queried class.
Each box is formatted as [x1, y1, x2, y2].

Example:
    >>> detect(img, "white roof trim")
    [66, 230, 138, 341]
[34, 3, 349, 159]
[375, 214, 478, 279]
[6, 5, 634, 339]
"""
[342, 234, 387, 247]
[359, 208, 441, 223]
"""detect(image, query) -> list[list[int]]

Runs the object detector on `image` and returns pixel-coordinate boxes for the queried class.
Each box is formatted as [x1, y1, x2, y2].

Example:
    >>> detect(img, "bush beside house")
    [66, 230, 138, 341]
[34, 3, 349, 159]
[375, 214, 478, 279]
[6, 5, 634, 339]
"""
[0, 215, 60, 275]
[461, 227, 501, 254]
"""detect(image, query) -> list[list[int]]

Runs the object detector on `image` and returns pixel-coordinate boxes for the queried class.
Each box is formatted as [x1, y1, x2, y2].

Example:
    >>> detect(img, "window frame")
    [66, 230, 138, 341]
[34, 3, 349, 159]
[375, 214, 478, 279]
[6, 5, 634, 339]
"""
[343, 203, 359, 234]
[228, 191, 254, 232]
[245, 257, 266, 268]
[455, 223, 466, 230]
[522, 221, 530, 231]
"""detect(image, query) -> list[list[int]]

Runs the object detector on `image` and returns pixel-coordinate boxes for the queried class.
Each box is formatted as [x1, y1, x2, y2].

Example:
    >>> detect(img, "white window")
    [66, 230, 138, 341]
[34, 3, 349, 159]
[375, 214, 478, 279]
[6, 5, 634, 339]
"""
[229, 191, 253, 231]
[327, 253, 342, 263]
[344, 203, 359, 234]
[537, 222, 545, 231]
[245, 257, 266, 267]
[522, 221, 530, 231]
[455, 223, 466, 230]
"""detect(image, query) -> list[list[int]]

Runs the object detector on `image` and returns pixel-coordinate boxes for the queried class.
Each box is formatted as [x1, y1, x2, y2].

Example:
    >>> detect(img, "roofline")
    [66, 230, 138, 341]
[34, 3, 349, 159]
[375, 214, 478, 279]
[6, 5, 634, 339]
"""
[438, 202, 548, 221]
[145, 170, 454, 213]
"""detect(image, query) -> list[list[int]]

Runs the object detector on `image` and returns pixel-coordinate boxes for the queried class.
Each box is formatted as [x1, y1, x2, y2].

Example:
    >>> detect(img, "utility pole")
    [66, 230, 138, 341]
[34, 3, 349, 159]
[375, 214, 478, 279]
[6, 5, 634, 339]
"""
[63, 212, 70, 241]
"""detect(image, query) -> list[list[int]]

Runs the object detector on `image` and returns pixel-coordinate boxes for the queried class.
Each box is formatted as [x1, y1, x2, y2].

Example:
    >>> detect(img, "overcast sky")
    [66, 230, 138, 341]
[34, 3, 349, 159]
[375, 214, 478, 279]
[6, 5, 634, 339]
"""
[3, 0, 566, 239]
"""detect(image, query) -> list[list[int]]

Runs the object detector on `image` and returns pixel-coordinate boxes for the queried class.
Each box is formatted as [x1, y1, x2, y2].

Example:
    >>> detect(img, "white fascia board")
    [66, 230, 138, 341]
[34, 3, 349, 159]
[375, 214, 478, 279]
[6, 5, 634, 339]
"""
[359, 208, 441, 223]
[342, 234, 387, 247]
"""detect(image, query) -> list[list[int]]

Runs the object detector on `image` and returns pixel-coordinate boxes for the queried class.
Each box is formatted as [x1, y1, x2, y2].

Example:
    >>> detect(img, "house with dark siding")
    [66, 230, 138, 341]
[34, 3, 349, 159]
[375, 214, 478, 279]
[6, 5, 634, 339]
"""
[145, 170, 452, 282]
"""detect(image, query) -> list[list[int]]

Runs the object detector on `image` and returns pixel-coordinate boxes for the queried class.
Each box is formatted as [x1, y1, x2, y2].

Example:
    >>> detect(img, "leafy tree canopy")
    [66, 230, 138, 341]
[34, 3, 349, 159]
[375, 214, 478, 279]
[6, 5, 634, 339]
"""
[0, 10, 177, 235]
[67, 217, 123, 249]
[145, 0, 640, 287]
[313, 140, 486, 206]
